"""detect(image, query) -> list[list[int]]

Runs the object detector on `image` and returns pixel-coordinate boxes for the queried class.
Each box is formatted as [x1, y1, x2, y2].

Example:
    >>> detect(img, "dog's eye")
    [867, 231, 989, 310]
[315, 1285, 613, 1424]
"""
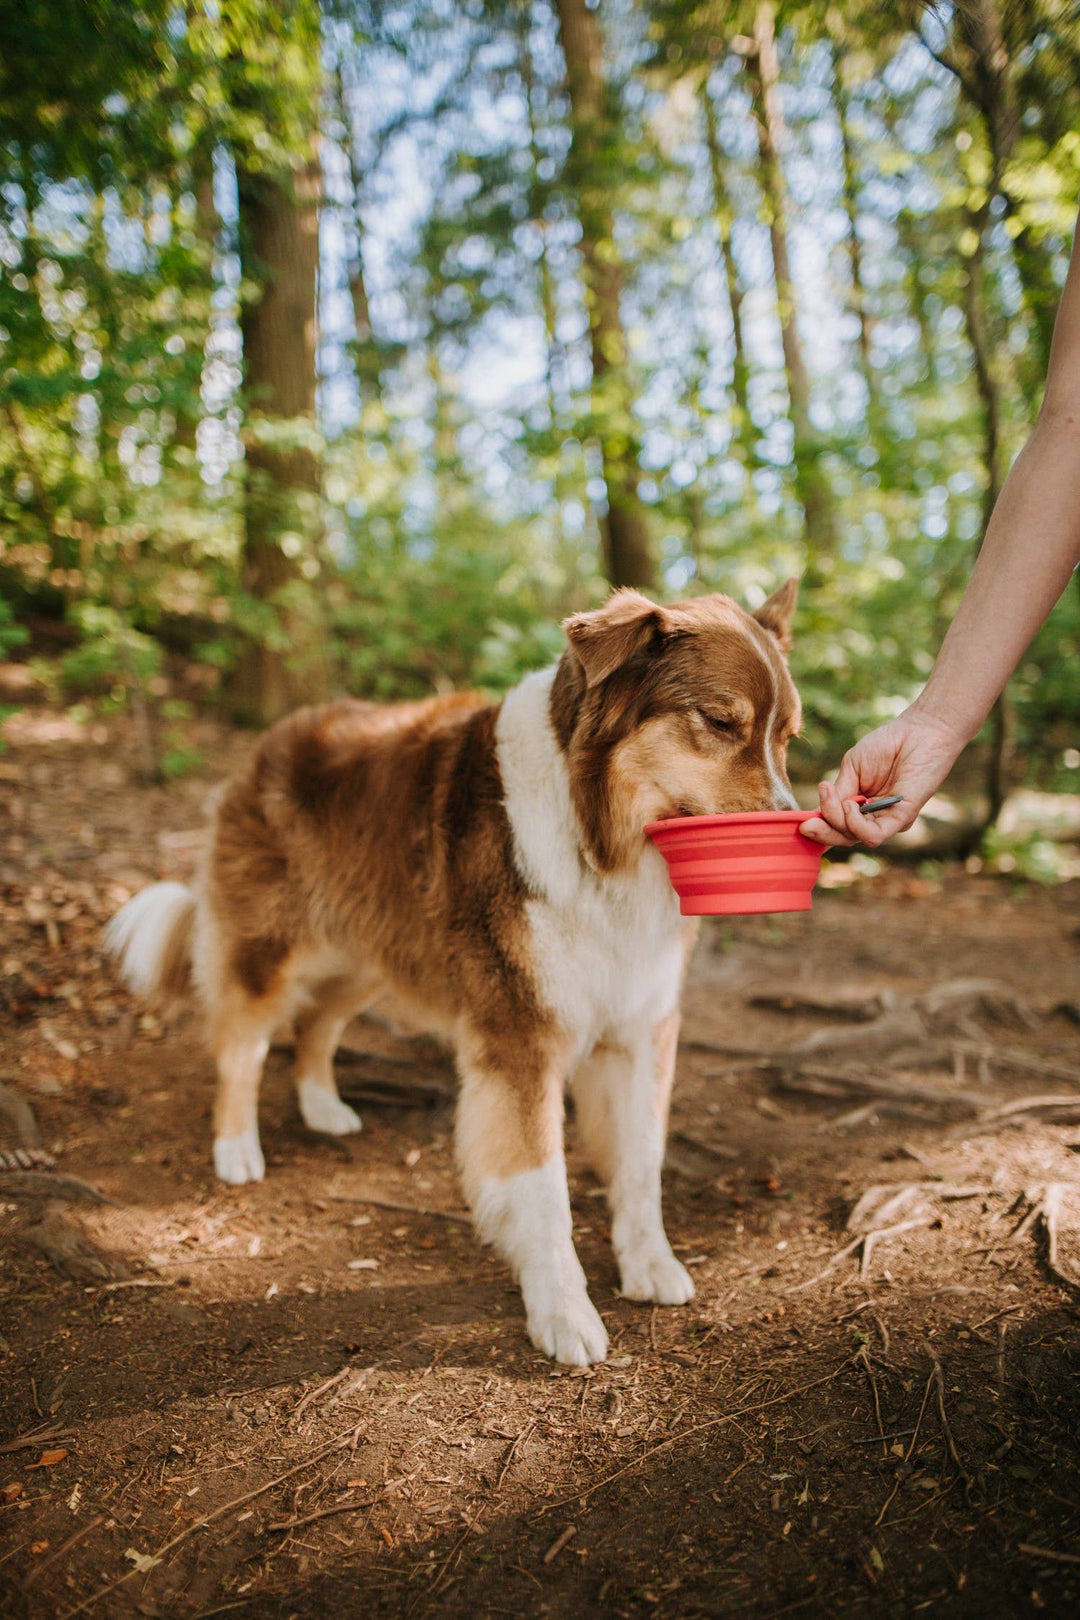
[700, 710, 737, 736]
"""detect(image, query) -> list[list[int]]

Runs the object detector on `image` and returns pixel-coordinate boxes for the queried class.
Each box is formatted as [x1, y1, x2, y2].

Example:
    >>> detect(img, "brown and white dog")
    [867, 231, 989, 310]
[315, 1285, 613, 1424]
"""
[106, 582, 801, 1365]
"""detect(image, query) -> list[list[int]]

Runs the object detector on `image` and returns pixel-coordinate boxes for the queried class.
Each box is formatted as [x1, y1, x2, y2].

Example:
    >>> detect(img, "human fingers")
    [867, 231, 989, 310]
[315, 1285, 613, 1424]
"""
[799, 780, 859, 847]
[798, 812, 857, 848]
[837, 795, 915, 848]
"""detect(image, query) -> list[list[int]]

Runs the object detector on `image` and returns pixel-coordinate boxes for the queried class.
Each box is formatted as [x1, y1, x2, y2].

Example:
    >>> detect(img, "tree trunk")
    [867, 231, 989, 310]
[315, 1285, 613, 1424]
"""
[827, 37, 876, 417]
[331, 55, 380, 402]
[520, 10, 587, 605]
[553, 0, 655, 591]
[961, 203, 1014, 833]
[746, 4, 838, 584]
[926, 0, 1053, 396]
[172, 146, 217, 456]
[232, 155, 329, 725]
[701, 82, 756, 468]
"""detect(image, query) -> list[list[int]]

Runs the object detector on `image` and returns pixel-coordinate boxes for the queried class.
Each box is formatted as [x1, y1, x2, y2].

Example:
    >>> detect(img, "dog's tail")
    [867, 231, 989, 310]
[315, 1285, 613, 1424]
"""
[104, 881, 196, 1001]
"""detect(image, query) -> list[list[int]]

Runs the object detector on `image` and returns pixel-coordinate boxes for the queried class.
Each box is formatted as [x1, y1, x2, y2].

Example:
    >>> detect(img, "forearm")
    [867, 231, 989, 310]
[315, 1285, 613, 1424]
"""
[911, 408, 1080, 747]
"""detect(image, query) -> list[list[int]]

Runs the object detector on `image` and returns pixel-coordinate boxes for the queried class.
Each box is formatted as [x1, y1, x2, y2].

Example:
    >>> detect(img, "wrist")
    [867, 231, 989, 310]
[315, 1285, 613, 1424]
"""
[905, 691, 977, 754]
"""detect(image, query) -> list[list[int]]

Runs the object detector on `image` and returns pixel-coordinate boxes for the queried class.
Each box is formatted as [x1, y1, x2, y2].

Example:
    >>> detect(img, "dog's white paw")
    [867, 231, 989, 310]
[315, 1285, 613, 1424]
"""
[528, 1296, 609, 1366]
[297, 1080, 362, 1136]
[619, 1248, 695, 1306]
[213, 1130, 265, 1186]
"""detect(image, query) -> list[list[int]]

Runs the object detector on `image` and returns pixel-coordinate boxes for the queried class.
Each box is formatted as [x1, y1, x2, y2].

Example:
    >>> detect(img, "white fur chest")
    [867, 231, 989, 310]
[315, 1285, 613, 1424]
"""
[496, 667, 686, 1056]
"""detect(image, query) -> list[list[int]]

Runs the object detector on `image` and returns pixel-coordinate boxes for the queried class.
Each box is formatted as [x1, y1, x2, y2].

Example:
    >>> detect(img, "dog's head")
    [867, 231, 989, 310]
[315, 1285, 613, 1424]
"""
[551, 582, 801, 871]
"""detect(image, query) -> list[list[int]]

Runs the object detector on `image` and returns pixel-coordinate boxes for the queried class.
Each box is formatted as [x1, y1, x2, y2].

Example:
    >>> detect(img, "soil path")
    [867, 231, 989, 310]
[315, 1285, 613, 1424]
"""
[2, 719, 1079, 1617]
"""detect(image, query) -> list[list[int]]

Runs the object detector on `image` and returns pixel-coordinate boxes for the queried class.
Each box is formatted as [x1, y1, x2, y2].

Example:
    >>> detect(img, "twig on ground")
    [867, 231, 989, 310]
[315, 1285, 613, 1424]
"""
[543, 1524, 577, 1564]
[495, 1420, 537, 1493]
[984, 1094, 1080, 1124]
[931, 1355, 970, 1494]
[324, 1192, 470, 1224]
[0, 1422, 76, 1456]
[856, 1347, 888, 1457]
[1017, 1544, 1080, 1567]
[266, 1493, 374, 1532]
[535, 1364, 849, 1518]
[99, 1278, 175, 1294]
[59, 1425, 363, 1618]
[671, 1130, 739, 1161]
[21, 1516, 104, 1588]
[425, 1517, 482, 1600]
[290, 1367, 350, 1422]
[875, 1366, 935, 1528]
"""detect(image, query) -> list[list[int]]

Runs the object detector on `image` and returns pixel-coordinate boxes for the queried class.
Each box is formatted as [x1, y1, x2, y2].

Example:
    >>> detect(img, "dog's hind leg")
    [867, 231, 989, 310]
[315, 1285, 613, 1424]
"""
[293, 980, 366, 1137]
[210, 996, 277, 1185]
[572, 1012, 693, 1307]
[456, 1036, 607, 1367]
[208, 939, 297, 1184]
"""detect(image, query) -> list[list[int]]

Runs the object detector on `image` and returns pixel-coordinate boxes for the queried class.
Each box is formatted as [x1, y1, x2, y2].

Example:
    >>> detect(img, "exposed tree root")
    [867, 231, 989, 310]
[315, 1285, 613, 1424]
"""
[1011, 1183, 1080, 1294]
[791, 1181, 997, 1292]
[23, 1207, 131, 1283]
[0, 1171, 114, 1205]
[0, 1078, 43, 1148]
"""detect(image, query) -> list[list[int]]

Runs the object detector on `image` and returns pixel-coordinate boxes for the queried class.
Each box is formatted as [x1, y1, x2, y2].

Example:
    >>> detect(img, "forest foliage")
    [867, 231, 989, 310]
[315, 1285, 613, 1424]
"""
[0, 0, 1077, 807]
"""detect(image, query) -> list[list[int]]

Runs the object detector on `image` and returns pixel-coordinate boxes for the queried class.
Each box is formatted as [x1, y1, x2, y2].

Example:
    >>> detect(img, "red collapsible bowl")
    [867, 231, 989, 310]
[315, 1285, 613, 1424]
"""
[644, 811, 824, 916]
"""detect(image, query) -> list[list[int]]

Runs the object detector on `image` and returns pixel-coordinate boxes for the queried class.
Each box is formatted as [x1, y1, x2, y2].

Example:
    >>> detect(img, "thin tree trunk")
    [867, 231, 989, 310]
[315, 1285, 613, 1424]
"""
[553, 0, 655, 591]
[827, 37, 876, 416]
[232, 155, 329, 725]
[925, 0, 1053, 395]
[961, 207, 1014, 832]
[746, 4, 838, 584]
[172, 147, 217, 456]
[701, 81, 756, 468]
[331, 55, 379, 401]
[520, 7, 583, 602]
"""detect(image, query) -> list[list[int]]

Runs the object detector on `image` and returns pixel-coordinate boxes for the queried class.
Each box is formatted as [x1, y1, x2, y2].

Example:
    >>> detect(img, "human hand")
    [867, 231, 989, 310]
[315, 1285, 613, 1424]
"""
[799, 708, 965, 849]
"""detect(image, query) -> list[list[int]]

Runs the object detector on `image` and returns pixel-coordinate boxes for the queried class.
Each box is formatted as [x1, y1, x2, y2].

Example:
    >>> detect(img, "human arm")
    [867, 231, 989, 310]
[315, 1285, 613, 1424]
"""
[801, 213, 1080, 849]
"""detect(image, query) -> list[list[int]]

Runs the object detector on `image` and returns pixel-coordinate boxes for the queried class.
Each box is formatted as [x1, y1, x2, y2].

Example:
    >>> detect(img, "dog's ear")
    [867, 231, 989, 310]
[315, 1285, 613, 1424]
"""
[753, 577, 799, 653]
[563, 589, 665, 687]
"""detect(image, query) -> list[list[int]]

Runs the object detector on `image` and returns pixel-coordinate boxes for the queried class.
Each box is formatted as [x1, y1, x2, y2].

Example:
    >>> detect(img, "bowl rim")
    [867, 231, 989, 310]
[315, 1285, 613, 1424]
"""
[644, 810, 814, 837]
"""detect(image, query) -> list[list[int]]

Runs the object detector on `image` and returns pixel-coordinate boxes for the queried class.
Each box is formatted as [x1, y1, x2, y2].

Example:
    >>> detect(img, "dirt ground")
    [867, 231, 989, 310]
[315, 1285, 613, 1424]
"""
[2, 707, 1080, 1619]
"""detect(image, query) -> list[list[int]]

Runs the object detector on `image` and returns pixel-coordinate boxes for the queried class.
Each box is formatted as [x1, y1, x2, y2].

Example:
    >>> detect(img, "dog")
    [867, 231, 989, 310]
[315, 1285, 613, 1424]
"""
[106, 582, 801, 1365]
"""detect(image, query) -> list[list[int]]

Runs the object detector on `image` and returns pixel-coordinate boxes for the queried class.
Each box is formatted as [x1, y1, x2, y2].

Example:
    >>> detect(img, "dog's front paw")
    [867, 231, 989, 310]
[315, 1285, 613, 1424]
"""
[528, 1296, 609, 1367]
[213, 1130, 265, 1186]
[298, 1080, 362, 1137]
[619, 1248, 695, 1306]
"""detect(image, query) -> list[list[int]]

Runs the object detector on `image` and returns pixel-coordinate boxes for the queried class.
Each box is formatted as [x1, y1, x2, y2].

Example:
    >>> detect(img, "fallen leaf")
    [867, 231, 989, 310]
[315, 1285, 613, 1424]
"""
[30, 1540, 49, 1555]
[2, 1482, 23, 1502]
[124, 1547, 162, 1574]
[25, 1448, 68, 1469]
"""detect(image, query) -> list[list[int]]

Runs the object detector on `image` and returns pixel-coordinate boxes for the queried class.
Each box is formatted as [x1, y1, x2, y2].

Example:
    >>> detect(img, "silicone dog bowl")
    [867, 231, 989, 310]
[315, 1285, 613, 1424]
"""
[644, 811, 824, 916]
